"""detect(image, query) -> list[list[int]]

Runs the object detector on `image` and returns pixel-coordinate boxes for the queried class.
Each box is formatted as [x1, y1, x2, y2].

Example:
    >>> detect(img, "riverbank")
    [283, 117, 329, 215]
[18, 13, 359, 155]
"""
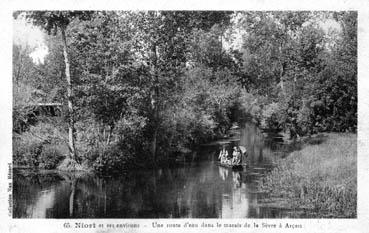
[258, 133, 356, 218]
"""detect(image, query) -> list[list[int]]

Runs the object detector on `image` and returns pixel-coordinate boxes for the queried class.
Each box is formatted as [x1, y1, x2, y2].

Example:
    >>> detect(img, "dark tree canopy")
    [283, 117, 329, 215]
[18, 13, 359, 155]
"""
[14, 11, 93, 33]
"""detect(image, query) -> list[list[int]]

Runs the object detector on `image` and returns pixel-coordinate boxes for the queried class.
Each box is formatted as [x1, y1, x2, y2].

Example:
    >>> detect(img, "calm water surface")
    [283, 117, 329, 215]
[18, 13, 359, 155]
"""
[13, 123, 301, 218]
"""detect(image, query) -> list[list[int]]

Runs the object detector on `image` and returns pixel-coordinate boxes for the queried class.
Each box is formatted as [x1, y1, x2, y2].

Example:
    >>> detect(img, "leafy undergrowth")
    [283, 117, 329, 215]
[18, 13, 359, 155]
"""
[57, 158, 92, 172]
[13, 122, 68, 169]
[259, 133, 357, 218]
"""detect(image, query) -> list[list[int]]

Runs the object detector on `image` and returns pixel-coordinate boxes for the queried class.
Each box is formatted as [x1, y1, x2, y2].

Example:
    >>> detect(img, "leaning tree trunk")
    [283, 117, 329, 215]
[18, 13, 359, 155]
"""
[61, 26, 76, 160]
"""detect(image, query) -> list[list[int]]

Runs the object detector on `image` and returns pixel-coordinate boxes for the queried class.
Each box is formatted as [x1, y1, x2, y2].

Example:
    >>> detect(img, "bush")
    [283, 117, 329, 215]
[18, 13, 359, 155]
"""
[260, 102, 283, 131]
[13, 137, 43, 167]
[13, 139, 65, 169]
[13, 122, 68, 168]
[38, 145, 64, 169]
[160, 106, 216, 155]
[92, 145, 133, 175]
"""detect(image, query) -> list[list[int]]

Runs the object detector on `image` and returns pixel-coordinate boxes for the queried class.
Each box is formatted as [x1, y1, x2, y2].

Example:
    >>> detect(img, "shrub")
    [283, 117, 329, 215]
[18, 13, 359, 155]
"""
[160, 106, 216, 155]
[260, 102, 283, 131]
[57, 158, 85, 171]
[38, 145, 64, 169]
[13, 122, 68, 168]
[13, 136, 43, 167]
[92, 145, 133, 175]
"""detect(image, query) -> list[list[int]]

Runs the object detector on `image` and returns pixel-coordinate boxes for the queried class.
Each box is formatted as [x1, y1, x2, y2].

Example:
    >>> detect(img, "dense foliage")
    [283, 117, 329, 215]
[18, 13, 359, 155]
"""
[233, 12, 357, 136]
[13, 11, 357, 173]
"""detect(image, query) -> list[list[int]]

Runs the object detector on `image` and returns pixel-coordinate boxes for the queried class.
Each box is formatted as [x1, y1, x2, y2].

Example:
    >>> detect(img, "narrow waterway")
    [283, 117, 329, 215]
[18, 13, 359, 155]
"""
[13, 123, 302, 218]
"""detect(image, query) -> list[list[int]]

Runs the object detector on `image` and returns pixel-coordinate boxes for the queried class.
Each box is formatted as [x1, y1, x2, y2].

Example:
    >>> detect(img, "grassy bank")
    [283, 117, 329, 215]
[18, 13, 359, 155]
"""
[258, 133, 357, 218]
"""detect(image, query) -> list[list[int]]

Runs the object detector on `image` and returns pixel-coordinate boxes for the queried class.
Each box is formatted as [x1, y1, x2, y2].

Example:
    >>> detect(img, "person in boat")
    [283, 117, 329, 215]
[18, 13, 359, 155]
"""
[239, 146, 247, 158]
[232, 146, 241, 165]
[218, 146, 229, 164]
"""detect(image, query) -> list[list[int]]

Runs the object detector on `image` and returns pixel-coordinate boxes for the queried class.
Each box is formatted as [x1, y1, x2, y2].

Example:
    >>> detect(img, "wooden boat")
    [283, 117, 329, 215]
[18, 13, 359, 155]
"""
[217, 161, 244, 170]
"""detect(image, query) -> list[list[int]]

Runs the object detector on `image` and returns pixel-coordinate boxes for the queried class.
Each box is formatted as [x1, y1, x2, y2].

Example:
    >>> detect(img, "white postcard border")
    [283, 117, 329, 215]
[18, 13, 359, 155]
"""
[1, 0, 368, 232]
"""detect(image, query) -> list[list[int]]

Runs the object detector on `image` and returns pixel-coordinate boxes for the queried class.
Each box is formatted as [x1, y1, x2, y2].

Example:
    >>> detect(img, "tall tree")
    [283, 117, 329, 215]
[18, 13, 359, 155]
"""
[68, 12, 145, 147]
[16, 11, 92, 161]
[130, 11, 233, 161]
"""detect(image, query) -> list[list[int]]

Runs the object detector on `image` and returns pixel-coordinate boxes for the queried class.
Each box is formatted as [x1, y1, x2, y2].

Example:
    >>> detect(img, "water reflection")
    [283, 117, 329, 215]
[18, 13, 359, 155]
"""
[14, 123, 301, 218]
[14, 164, 296, 218]
[26, 187, 56, 218]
